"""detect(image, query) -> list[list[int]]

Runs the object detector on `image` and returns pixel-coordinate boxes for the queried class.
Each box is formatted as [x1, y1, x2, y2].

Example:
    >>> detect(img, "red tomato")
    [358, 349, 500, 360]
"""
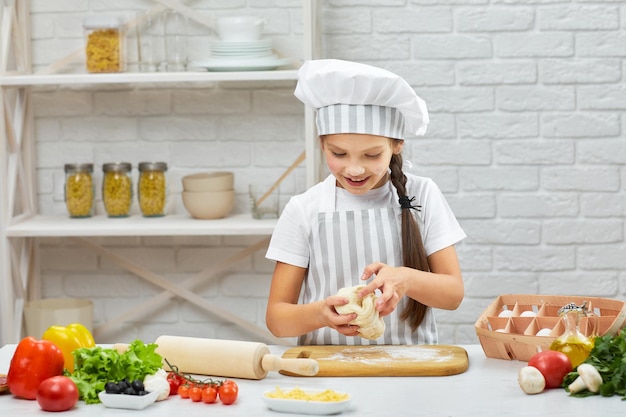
[528, 350, 573, 389]
[168, 371, 185, 383]
[218, 381, 238, 405]
[178, 384, 190, 399]
[36, 376, 78, 412]
[167, 372, 182, 396]
[190, 386, 203, 402]
[202, 385, 218, 404]
[167, 377, 180, 396]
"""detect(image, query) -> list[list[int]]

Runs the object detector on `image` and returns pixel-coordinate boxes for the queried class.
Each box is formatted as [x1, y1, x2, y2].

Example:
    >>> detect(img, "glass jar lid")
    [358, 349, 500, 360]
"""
[102, 162, 132, 173]
[138, 162, 168, 172]
[64, 163, 94, 173]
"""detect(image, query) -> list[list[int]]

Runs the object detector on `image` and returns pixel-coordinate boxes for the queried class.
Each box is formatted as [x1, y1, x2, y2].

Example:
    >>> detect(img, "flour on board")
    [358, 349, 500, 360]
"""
[317, 346, 454, 364]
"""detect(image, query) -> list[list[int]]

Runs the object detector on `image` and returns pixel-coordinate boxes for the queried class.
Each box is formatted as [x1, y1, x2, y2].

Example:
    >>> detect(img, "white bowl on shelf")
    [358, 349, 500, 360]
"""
[182, 190, 235, 219]
[216, 16, 264, 41]
[182, 171, 234, 192]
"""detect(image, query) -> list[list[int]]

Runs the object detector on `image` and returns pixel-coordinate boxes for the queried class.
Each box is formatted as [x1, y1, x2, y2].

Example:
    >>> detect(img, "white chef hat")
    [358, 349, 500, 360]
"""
[294, 59, 429, 140]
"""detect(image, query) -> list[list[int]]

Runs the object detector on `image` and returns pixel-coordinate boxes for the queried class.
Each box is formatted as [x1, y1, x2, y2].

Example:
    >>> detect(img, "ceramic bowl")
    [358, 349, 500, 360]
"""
[182, 190, 235, 219]
[182, 171, 234, 192]
[262, 389, 351, 415]
[98, 390, 159, 410]
[216, 16, 264, 41]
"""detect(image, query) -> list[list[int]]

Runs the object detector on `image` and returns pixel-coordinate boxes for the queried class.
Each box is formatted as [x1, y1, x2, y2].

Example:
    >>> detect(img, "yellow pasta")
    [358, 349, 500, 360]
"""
[102, 171, 132, 217]
[138, 170, 166, 217]
[265, 387, 349, 402]
[85, 28, 121, 73]
[65, 172, 94, 217]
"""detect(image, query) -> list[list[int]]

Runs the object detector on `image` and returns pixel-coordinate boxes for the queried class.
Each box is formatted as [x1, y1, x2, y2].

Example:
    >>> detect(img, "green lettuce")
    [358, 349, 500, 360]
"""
[66, 339, 163, 404]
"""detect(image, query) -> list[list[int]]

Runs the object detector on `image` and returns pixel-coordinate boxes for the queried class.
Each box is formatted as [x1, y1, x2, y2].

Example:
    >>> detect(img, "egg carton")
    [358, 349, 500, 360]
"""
[474, 294, 626, 361]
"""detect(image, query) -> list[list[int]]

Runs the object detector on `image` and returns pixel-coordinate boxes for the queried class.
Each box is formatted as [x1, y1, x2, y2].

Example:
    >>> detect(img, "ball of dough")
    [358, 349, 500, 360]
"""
[335, 285, 385, 340]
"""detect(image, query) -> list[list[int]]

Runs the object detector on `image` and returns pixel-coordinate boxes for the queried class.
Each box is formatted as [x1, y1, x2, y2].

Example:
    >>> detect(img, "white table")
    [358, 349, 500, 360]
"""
[0, 344, 623, 416]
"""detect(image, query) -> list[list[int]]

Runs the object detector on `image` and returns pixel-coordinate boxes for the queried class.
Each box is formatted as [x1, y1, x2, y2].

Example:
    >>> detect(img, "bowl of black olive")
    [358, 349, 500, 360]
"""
[98, 379, 159, 410]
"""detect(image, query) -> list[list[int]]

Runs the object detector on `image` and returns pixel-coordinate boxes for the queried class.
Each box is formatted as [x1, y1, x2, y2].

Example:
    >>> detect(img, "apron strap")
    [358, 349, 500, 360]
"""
[319, 174, 337, 212]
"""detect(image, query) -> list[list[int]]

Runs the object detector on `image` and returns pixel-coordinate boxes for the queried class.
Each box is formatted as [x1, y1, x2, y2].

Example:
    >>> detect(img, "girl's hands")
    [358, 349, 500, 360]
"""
[358, 262, 410, 316]
[321, 296, 360, 336]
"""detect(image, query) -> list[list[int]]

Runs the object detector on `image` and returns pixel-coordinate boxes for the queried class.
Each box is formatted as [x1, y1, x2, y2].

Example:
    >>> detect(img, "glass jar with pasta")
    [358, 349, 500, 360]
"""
[64, 163, 94, 218]
[102, 162, 133, 217]
[138, 162, 168, 217]
[83, 16, 125, 73]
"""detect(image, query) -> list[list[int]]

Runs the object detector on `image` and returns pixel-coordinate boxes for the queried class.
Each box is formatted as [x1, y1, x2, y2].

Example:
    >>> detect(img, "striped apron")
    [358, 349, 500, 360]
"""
[298, 175, 437, 345]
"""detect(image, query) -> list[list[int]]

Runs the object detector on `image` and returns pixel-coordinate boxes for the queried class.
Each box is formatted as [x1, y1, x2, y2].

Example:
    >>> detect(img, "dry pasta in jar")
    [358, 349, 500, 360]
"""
[138, 162, 168, 217]
[83, 16, 125, 73]
[102, 162, 133, 217]
[64, 163, 94, 218]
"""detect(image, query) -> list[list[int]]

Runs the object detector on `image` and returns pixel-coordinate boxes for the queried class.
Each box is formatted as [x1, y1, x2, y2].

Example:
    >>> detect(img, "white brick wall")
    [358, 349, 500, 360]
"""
[27, 0, 625, 345]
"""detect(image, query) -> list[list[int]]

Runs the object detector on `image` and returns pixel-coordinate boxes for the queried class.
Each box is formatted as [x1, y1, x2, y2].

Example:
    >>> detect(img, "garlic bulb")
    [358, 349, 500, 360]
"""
[144, 369, 170, 401]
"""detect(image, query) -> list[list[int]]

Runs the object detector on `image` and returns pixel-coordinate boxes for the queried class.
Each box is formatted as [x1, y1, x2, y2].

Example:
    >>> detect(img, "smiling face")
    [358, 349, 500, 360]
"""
[321, 133, 403, 195]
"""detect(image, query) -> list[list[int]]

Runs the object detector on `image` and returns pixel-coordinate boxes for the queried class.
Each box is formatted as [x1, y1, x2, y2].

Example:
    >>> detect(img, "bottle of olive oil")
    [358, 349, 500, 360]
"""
[550, 302, 594, 368]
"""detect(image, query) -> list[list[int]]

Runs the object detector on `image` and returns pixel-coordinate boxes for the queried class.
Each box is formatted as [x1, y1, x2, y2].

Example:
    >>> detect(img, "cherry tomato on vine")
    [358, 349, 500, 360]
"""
[218, 381, 238, 405]
[202, 385, 218, 404]
[189, 385, 203, 402]
[167, 373, 183, 396]
[178, 384, 190, 399]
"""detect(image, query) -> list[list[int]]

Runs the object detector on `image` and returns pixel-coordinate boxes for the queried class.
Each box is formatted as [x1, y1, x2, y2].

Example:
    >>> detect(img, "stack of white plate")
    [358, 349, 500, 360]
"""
[192, 38, 292, 72]
[210, 38, 274, 59]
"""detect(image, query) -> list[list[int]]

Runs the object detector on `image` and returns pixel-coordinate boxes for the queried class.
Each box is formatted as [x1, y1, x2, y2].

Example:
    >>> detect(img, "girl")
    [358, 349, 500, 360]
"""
[265, 59, 466, 345]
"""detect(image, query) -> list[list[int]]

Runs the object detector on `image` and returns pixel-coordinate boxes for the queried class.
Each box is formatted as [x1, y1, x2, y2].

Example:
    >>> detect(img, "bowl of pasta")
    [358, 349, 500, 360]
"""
[262, 386, 351, 415]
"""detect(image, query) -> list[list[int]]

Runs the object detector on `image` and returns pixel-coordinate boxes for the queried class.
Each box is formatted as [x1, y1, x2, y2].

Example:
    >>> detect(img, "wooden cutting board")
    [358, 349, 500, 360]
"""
[280, 345, 469, 377]
[0, 374, 8, 393]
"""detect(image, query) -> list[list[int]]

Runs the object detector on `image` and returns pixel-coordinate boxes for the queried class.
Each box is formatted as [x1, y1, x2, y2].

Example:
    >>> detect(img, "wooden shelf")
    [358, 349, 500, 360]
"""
[6, 214, 277, 237]
[0, 69, 299, 87]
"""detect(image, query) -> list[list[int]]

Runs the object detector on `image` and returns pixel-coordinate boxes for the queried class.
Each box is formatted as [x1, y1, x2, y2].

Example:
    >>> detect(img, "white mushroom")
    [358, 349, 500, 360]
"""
[568, 364, 602, 394]
[518, 366, 546, 395]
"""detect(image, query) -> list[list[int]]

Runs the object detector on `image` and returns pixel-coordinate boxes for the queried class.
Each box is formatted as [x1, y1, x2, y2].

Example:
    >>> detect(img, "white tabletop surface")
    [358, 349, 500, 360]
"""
[0, 344, 622, 416]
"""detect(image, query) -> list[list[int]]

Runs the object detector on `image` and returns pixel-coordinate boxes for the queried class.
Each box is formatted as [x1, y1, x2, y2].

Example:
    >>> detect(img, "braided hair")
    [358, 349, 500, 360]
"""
[389, 147, 430, 332]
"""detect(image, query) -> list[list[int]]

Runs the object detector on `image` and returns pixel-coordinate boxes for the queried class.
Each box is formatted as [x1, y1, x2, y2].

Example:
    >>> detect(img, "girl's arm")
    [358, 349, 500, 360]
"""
[265, 261, 358, 338]
[358, 245, 464, 316]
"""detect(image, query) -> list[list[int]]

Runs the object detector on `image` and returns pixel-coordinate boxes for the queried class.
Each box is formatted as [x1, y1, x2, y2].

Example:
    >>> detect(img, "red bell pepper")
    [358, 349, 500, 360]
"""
[6, 336, 65, 400]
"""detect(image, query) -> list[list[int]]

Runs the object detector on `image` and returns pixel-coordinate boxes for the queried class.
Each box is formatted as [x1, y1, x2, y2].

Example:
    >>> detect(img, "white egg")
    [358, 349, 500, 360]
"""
[495, 328, 508, 333]
[498, 310, 514, 318]
[520, 311, 537, 317]
[536, 328, 552, 337]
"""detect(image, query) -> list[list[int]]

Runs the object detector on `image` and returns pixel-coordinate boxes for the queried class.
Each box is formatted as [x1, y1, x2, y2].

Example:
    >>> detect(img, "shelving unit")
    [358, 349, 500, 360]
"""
[0, 0, 321, 344]
[6, 214, 277, 237]
[0, 69, 300, 86]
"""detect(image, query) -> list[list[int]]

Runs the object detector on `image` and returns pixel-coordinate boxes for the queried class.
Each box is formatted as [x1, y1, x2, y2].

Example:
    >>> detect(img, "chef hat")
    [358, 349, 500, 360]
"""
[294, 59, 429, 139]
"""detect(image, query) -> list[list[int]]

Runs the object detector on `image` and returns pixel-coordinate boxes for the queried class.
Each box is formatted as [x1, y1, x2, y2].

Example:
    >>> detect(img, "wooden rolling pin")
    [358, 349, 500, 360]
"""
[154, 335, 319, 380]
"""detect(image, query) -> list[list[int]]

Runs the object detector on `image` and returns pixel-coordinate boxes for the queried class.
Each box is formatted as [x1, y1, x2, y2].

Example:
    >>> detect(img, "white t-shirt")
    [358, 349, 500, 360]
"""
[266, 173, 466, 266]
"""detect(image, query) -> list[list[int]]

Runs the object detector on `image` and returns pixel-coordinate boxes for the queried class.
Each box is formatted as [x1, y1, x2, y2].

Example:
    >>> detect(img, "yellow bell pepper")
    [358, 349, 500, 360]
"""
[42, 323, 95, 372]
